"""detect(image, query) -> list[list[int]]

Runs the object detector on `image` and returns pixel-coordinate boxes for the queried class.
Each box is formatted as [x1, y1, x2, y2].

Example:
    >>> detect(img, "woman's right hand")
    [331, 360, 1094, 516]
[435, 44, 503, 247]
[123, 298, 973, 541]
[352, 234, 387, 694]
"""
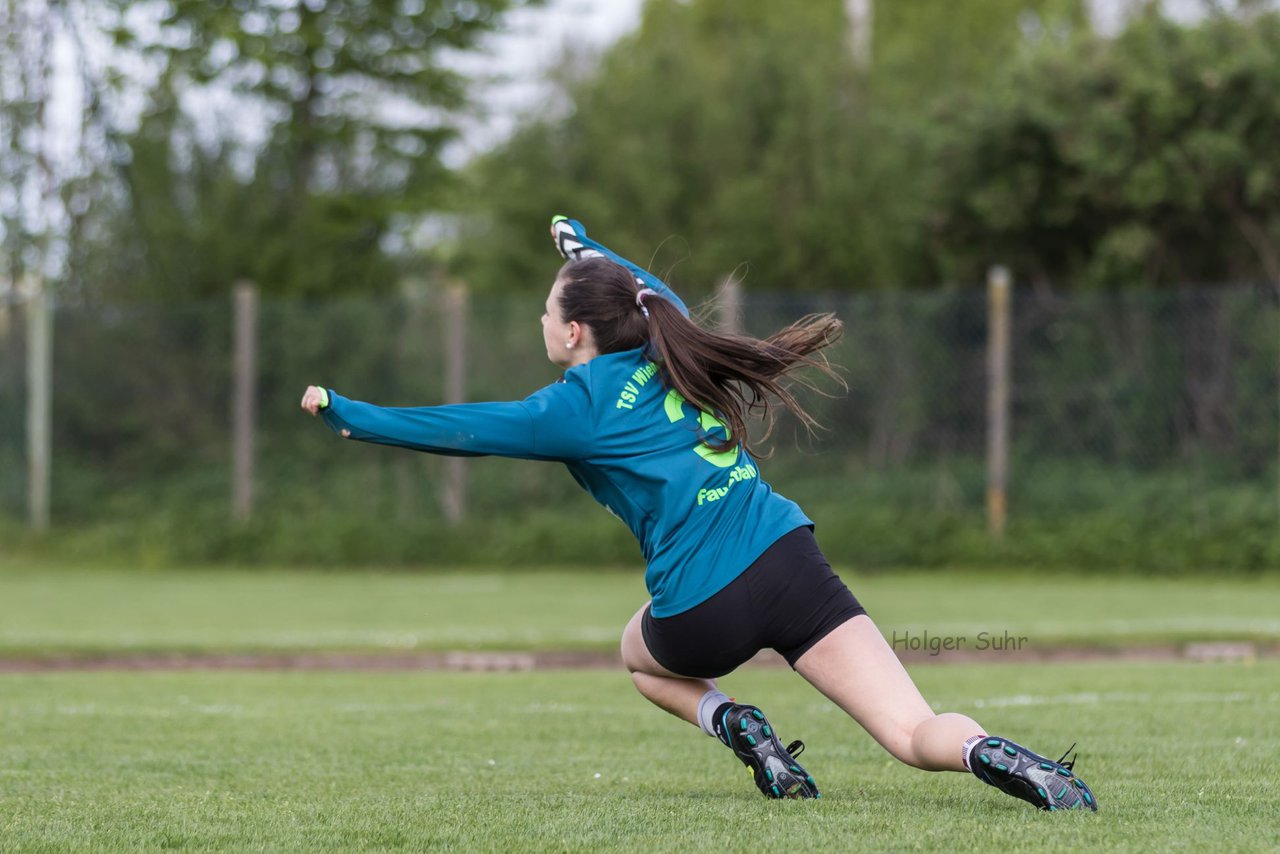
[300, 385, 329, 415]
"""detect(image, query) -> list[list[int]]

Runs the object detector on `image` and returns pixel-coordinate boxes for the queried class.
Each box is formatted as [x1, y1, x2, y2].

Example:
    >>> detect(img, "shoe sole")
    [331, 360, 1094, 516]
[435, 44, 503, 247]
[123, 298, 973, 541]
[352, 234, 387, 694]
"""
[724, 707, 820, 799]
[972, 737, 1097, 812]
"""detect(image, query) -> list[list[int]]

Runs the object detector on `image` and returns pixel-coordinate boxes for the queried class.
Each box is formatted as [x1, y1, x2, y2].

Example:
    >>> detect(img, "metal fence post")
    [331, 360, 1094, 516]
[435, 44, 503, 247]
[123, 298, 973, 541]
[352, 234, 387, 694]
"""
[986, 266, 1012, 538]
[231, 282, 258, 523]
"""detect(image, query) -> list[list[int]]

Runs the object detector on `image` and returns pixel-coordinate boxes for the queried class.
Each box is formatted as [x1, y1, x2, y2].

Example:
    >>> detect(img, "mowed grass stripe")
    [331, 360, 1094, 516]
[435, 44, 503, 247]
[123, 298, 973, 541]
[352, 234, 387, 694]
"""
[1, 565, 1279, 657]
[1, 662, 1277, 851]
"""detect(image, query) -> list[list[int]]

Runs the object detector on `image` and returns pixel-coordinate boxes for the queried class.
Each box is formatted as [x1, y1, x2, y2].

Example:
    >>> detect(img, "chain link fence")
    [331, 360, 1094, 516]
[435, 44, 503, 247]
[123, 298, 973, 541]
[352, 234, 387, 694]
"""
[1, 283, 1277, 570]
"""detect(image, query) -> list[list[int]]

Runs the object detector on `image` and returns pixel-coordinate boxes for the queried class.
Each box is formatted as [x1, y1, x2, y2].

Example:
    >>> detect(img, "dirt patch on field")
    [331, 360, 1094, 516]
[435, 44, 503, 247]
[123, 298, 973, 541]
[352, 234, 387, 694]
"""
[0, 642, 1273, 672]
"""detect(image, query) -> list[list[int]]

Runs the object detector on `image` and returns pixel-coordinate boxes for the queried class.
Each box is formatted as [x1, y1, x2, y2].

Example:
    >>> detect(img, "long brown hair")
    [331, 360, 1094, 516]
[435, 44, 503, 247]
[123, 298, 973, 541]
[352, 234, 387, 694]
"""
[556, 257, 844, 456]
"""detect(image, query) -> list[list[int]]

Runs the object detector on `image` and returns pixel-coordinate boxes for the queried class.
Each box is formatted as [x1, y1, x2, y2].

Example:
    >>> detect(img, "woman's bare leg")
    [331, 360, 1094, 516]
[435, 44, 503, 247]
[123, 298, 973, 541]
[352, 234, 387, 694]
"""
[620, 603, 715, 726]
[793, 614, 984, 771]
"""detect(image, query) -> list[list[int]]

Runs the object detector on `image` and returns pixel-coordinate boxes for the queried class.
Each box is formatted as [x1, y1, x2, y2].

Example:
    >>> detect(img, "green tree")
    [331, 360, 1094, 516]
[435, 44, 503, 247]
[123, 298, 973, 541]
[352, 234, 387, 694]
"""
[461, 0, 866, 298]
[932, 10, 1280, 288]
[458, 0, 1085, 296]
[0, 0, 110, 295]
[86, 0, 538, 298]
[869, 0, 1085, 103]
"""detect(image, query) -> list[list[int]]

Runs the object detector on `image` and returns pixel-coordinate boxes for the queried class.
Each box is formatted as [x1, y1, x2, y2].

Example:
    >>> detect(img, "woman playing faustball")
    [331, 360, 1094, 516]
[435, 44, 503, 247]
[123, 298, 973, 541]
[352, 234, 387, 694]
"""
[301, 217, 1096, 811]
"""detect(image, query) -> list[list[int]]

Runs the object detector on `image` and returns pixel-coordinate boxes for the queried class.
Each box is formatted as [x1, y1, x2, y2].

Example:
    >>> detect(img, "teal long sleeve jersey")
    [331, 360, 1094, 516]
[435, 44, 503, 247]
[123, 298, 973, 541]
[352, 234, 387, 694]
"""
[319, 220, 811, 617]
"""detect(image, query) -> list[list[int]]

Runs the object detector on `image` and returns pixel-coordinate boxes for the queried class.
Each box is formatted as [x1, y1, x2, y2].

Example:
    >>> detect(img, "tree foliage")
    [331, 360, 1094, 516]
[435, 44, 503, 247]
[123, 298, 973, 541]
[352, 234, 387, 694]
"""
[457, 0, 1086, 296]
[933, 9, 1280, 288]
[460, 1, 1280, 295]
[0, 0, 103, 291]
[11, 0, 1279, 299]
[83, 0, 536, 298]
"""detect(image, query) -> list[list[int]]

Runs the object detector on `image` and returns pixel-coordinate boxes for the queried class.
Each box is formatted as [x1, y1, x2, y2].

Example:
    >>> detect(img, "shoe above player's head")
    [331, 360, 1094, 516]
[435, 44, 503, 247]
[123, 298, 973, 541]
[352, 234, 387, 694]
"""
[550, 215, 603, 262]
[720, 703, 820, 800]
[970, 737, 1098, 812]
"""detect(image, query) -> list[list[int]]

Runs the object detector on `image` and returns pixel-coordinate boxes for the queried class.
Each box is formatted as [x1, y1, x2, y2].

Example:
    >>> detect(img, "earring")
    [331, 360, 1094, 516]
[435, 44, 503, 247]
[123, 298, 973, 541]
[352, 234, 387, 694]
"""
[566, 341, 574, 349]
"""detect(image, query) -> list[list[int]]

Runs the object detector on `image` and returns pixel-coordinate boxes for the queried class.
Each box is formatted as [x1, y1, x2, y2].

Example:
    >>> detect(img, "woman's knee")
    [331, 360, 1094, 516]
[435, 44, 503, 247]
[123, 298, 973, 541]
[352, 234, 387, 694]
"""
[619, 606, 649, 673]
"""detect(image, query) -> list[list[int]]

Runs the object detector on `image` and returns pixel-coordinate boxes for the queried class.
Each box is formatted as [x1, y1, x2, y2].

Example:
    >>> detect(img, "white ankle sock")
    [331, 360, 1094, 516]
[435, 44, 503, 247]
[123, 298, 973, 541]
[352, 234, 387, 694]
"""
[961, 734, 987, 773]
[696, 689, 732, 738]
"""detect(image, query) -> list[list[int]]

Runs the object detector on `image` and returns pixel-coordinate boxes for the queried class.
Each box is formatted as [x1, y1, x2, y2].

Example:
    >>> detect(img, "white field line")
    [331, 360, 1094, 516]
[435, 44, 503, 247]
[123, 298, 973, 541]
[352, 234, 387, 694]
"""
[3, 616, 1277, 649]
[963, 690, 1275, 709]
[887, 617, 1280, 636]
[10, 698, 597, 719]
[0, 625, 622, 648]
[1, 617, 1277, 653]
[800, 689, 1280, 716]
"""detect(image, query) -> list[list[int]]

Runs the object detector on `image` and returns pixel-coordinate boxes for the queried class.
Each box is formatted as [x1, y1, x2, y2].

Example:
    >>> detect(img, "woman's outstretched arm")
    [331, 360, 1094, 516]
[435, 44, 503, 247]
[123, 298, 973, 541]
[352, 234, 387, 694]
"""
[300, 381, 592, 462]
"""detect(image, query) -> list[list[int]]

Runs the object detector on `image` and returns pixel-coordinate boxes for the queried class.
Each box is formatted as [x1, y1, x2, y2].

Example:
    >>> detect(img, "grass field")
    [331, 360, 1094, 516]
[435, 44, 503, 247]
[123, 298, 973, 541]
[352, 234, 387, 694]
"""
[1, 563, 1279, 657]
[2, 564, 1278, 850]
[2, 663, 1278, 851]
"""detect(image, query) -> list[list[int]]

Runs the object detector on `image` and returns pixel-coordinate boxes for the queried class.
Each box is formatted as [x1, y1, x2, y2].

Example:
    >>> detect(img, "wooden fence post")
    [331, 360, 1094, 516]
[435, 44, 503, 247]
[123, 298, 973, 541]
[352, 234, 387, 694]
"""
[396, 279, 431, 521]
[986, 266, 1012, 538]
[717, 275, 743, 335]
[439, 282, 468, 525]
[231, 282, 258, 523]
[25, 275, 51, 532]
[845, 0, 873, 69]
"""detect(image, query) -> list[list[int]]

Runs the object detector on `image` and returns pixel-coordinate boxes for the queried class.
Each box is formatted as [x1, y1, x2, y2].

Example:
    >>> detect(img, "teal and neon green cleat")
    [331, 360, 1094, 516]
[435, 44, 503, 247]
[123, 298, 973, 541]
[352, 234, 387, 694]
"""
[970, 737, 1098, 812]
[720, 703, 820, 800]
[550, 215, 602, 262]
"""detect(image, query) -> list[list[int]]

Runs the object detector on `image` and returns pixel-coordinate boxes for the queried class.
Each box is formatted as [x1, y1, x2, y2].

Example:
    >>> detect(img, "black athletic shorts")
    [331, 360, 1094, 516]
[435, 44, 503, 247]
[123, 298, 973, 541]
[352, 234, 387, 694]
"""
[640, 526, 866, 679]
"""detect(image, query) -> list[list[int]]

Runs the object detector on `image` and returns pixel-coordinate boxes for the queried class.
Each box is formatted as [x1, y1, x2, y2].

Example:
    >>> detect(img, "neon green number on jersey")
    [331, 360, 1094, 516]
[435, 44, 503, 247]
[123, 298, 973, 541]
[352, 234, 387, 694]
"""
[663, 389, 739, 469]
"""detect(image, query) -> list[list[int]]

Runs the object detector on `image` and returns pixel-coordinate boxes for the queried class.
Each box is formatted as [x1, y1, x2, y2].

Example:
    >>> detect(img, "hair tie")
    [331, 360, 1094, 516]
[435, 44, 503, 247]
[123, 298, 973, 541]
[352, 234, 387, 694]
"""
[636, 288, 658, 319]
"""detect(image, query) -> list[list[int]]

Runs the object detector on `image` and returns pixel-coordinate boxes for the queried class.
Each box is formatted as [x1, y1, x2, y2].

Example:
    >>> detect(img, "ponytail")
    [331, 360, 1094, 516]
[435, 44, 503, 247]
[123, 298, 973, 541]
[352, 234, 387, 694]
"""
[556, 257, 844, 457]
[643, 296, 843, 456]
